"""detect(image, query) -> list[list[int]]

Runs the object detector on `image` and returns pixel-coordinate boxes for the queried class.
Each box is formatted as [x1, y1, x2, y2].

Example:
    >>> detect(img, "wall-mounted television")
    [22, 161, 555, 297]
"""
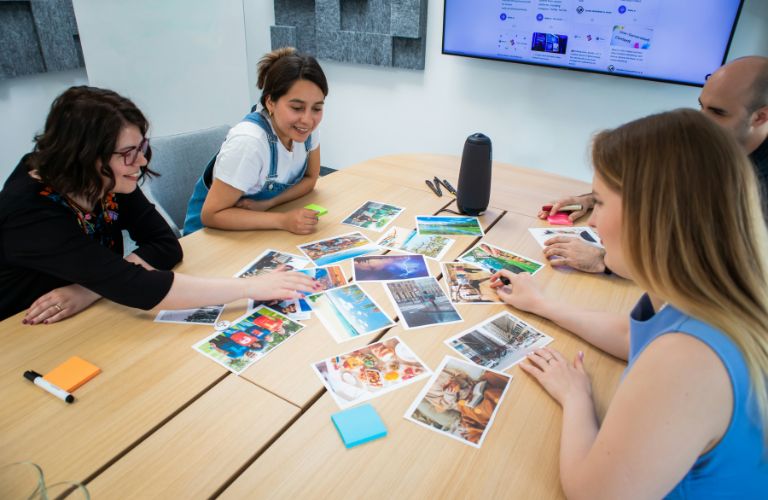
[442, 0, 745, 87]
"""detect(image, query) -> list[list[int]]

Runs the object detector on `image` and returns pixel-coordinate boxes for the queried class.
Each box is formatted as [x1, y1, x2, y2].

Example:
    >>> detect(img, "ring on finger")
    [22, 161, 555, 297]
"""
[53, 303, 63, 313]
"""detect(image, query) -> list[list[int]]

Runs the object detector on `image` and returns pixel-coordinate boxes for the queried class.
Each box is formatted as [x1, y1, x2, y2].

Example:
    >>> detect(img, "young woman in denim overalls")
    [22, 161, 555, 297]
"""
[184, 47, 328, 235]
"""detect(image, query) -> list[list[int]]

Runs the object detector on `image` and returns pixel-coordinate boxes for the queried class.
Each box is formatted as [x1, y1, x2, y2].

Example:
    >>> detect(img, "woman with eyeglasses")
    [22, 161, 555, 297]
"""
[183, 47, 327, 235]
[0, 86, 319, 324]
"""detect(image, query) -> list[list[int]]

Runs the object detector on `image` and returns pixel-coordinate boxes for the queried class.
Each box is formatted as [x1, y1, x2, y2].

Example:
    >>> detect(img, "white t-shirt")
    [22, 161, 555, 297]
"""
[212, 118, 320, 195]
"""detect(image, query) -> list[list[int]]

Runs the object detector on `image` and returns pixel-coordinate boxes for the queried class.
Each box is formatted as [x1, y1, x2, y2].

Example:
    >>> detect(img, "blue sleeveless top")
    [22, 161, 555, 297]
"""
[629, 294, 767, 499]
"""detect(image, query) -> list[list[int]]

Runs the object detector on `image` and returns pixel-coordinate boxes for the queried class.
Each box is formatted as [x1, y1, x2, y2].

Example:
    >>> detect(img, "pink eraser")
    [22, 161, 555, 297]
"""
[547, 212, 573, 226]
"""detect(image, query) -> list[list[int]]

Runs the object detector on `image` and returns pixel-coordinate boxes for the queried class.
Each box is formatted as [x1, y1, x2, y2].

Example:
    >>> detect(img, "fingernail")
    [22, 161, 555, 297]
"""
[43, 320, 48, 324]
[22, 319, 28, 324]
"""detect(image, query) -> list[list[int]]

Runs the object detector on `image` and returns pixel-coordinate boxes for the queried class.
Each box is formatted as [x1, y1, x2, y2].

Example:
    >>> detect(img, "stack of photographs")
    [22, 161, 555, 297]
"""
[384, 277, 463, 330]
[307, 283, 394, 343]
[312, 337, 431, 409]
[341, 200, 404, 232]
[192, 306, 305, 374]
[459, 242, 543, 275]
[377, 226, 455, 261]
[298, 232, 379, 266]
[445, 311, 553, 371]
[404, 356, 512, 448]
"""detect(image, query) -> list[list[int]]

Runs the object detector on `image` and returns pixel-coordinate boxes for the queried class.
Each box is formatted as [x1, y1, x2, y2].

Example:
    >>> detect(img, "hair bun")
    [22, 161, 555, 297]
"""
[257, 47, 298, 90]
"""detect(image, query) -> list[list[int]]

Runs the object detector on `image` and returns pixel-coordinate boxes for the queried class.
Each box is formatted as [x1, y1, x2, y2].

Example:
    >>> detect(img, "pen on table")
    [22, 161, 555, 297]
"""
[24, 370, 74, 403]
[425, 179, 442, 197]
[440, 178, 457, 195]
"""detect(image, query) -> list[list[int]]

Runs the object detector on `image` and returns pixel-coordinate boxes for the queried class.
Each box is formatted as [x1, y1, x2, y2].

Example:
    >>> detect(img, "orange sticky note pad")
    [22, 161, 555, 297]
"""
[43, 356, 101, 392]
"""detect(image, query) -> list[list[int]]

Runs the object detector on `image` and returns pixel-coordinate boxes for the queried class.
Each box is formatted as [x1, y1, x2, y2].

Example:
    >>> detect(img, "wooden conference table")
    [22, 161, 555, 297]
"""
[0, 154, 641, 499]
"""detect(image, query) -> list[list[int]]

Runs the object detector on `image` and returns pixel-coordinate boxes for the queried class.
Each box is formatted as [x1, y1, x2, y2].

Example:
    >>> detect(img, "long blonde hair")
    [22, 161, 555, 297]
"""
[593, 108, 768, 444]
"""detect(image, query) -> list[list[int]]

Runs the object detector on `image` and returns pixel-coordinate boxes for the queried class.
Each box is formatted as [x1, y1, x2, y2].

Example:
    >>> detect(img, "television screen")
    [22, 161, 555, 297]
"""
[442, 0, 744, 86]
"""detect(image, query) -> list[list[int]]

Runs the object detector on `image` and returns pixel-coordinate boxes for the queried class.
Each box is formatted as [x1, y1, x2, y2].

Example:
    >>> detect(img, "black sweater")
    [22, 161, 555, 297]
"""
[0, 156, 183, 320]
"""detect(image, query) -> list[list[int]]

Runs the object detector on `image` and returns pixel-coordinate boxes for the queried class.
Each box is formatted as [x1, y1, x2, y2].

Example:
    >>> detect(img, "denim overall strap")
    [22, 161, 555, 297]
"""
[242, 110, 279, 181]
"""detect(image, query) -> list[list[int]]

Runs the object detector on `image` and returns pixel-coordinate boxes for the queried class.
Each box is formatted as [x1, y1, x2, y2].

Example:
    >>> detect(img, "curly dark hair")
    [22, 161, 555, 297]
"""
[29, 86, 157, 206]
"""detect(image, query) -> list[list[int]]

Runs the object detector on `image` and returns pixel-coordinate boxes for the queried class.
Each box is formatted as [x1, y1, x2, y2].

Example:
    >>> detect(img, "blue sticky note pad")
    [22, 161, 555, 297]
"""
[331, 404, 387, 448]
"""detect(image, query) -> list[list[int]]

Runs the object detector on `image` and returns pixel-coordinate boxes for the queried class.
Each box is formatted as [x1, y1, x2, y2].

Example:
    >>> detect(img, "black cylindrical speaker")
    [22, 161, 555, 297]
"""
[457, 133, 492, 216]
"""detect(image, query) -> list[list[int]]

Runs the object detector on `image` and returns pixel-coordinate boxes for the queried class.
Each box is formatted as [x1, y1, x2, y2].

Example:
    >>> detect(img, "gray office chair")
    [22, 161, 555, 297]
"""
[140, 125, 230, 236]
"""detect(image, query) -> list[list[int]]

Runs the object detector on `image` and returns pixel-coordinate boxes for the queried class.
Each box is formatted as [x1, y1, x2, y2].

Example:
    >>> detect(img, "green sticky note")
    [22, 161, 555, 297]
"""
[304, 204, 328, 216]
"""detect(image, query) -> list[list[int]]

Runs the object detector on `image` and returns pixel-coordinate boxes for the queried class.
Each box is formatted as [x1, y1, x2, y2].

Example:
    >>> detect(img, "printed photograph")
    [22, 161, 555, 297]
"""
[377, 226, 455, 261]
[445, 311, 553, 371]
[442, 263, 501, 304]
[341, 200, 404, 232]
[312, 337, 432, 409]
[405, 356, 512, 448]
[416, 215, 484, 237]
[459, 242, 543, 275]
[385, 277, 463, 330]
[307, 283, 394, 342]
[234, 249, 310, 278]
[193, 306, 305, 374]
[297, 265, 347, 290]
[297, 232, 379, 267]
[353, 254, 430, 282]
[257, 298, 311, 321]
[528, 227, 603, 249]
[155, 305, 224, 325]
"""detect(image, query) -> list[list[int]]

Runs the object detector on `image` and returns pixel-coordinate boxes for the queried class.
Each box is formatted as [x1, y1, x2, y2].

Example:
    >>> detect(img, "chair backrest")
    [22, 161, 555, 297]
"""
[141, 125, 229, 234]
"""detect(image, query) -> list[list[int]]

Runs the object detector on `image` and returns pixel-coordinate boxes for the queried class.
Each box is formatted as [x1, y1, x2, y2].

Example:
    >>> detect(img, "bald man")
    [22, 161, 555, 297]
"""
[539, 56, 768, 274]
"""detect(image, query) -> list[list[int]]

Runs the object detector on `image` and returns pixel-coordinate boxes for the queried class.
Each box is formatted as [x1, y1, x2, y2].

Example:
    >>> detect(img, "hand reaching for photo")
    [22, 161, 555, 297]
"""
[543, 237, 607, 274]
[244, 269, 321, 302]
[24, 284, 101, 325]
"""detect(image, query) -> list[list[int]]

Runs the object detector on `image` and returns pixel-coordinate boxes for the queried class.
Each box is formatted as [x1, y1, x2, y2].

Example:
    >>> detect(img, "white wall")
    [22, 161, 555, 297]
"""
[0, 68, 88, 181]
[72, 0, 251, 137]
[244, 0, 767, 181]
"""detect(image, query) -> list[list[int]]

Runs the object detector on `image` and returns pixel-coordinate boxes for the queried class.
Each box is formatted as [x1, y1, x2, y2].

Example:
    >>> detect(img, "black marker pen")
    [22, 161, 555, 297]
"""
[24, 370, 74, 403]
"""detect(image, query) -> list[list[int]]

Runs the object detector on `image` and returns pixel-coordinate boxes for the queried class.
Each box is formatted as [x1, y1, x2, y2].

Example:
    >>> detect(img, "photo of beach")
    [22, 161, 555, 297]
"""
[298, 232, 379, 266]
[307, 283, 394, 342]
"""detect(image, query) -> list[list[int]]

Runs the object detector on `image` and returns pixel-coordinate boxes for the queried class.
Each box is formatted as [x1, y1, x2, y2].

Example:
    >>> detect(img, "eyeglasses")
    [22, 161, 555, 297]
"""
[113, 137, 149, 166]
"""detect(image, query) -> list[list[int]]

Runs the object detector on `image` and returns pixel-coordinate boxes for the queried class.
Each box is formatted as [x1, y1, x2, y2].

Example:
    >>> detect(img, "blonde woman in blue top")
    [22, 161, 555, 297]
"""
[184, 47, 327, 235]
[490, 109, 767, 498]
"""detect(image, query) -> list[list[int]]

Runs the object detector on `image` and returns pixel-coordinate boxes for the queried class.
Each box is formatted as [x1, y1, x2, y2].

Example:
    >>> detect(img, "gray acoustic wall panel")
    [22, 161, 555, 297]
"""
[272, 0, 428, 70]
[0, 0, 83, 79]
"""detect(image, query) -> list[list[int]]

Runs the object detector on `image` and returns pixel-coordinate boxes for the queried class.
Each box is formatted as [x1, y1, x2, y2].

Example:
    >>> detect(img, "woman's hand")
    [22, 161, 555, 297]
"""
[520, 348, 592, 406]
[244, 269, 321, 302]
[489, 270, 546, 314]
[24, 284, 101, 325]
[235, 197, 273, 212]
[281, 208, 319, 235]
